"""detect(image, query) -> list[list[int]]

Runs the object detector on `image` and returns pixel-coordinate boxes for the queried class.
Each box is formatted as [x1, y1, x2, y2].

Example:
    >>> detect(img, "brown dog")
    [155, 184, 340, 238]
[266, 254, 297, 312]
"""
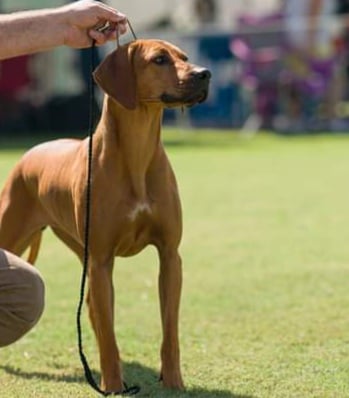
[0, 39, 210, 393]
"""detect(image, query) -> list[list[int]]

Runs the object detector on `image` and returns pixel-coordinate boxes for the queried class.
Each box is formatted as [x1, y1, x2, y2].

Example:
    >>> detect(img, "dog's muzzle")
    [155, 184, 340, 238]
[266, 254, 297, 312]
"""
[161, 67, 211, 107]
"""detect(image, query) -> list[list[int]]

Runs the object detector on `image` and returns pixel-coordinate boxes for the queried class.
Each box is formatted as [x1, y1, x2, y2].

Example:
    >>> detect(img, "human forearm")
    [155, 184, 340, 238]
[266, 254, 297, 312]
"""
[0, 1, 127, 60]
[0, 8, 66, 60]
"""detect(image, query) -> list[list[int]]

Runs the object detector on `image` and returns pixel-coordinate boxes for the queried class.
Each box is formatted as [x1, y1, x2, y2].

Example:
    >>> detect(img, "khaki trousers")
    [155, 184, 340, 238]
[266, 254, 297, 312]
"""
[0, 249, 45, 347]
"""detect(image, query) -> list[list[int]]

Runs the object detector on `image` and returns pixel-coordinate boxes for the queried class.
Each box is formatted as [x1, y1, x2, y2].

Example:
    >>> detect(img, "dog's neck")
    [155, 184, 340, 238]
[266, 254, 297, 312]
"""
[94, 96, 164, 200]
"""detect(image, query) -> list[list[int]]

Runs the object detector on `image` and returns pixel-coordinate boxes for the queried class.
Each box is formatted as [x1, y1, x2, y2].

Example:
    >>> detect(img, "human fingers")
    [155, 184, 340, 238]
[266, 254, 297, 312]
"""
[89, 20, 127, 44]
[93, 3, 127, 27]
[89, 27, 122, 46]
[89, 29, 109, 45]
[97, 20, 127, 35]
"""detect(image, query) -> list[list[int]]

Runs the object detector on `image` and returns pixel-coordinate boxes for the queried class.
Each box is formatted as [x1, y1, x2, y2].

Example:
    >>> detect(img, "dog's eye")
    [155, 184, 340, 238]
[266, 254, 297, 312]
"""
[153, 55, 170, 65]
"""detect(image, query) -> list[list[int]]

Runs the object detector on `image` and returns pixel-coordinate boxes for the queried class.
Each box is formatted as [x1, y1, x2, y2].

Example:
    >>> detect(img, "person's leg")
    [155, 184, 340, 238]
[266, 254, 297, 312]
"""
[0, 249, 45, 347]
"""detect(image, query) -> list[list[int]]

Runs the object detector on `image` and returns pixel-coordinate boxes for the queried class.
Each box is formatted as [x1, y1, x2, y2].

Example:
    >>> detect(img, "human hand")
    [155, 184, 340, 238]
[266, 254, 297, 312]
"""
[60, 0, 127, 48]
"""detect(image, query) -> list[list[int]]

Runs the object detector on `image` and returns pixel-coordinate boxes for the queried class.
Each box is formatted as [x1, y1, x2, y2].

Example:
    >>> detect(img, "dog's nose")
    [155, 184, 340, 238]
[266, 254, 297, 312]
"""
[191, 68, 211, 81]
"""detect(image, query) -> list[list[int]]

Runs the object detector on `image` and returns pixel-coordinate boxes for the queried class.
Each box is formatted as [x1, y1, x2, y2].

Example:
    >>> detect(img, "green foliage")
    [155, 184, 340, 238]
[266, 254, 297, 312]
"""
[1, 130, 349, 397]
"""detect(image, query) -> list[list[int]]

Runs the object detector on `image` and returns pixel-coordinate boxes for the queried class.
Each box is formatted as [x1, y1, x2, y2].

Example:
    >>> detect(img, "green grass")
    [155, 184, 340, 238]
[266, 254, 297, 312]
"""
[1, 129, 349, 397]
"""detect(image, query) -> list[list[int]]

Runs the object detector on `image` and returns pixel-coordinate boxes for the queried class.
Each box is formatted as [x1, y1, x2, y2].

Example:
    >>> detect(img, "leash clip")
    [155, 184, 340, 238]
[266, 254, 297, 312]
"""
[96, 21, 112, 34]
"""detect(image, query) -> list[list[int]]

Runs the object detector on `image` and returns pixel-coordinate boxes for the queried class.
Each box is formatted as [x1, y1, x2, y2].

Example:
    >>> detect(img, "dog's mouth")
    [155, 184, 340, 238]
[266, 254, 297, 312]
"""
[161, 88, 209, 108]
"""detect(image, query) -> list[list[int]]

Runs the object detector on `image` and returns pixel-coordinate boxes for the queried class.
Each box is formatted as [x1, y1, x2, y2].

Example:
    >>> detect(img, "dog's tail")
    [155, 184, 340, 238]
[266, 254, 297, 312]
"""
[27, 230, 43, 264]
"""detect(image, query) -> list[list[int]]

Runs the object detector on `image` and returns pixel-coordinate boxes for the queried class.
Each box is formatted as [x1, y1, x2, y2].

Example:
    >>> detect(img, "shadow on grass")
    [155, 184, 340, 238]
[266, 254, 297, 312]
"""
[1, 361, 254, 397]
[0, 364, 86, 384]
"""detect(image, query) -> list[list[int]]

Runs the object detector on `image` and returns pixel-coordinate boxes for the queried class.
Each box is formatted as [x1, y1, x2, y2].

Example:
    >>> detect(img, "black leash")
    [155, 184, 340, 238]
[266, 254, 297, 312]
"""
[76, 22, 140, 396]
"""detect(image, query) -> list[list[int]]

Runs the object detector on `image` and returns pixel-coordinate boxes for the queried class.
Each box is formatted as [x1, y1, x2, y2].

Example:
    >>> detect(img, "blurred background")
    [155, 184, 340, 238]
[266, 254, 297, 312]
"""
[1, 0, 349, 134]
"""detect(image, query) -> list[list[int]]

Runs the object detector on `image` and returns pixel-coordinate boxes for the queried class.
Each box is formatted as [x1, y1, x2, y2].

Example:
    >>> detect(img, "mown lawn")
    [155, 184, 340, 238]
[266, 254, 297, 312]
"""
[1, 129, 349, 397]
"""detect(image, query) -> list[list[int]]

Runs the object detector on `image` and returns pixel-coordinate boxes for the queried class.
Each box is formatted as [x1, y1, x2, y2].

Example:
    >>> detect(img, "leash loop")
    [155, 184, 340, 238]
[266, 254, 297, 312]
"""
[76, 25, 140, 396]
[116, 20, 137, 49]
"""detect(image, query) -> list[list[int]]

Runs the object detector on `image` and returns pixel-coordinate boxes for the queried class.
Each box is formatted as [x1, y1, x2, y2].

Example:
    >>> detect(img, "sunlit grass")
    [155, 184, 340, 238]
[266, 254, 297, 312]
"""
[1, 129, 349, 397]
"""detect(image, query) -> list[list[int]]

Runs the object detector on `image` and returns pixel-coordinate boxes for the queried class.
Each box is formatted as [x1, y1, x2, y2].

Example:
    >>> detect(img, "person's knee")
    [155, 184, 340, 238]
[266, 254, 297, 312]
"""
[21, 265, 45, 325]
[0, 250, 45, 347]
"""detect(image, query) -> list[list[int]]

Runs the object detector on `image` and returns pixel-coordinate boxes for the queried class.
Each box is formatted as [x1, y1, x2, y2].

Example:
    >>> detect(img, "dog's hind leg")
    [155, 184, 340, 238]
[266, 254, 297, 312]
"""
[0, 180, 45, 262]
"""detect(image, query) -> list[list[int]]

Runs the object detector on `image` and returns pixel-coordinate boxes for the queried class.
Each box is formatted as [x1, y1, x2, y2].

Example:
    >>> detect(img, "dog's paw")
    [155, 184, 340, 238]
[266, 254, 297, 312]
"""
[100, 377, 124, 394]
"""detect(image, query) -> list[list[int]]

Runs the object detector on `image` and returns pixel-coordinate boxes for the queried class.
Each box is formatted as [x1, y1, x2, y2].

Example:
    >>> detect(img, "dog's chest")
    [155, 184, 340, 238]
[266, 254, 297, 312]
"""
[128, 202, 151, 222]
[115, 201, 154, 257]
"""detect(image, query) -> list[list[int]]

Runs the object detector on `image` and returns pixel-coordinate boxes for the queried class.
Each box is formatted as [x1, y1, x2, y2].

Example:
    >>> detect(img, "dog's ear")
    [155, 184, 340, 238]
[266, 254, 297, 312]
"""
[93, 44, 137, 110]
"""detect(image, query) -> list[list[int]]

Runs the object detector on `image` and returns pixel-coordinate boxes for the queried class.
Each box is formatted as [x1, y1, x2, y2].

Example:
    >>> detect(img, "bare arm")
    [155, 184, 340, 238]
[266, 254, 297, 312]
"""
[0, 0, 127, 60]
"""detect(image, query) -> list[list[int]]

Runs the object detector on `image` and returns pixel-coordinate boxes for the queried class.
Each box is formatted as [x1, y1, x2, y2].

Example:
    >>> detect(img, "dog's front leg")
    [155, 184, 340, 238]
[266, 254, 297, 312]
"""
[87, 260, 123, 393]
[158, 248, 184, 389]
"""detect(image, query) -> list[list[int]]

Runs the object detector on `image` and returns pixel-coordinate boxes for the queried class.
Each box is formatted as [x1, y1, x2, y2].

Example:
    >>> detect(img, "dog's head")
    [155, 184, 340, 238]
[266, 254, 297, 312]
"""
[93, 39, 211, 110]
